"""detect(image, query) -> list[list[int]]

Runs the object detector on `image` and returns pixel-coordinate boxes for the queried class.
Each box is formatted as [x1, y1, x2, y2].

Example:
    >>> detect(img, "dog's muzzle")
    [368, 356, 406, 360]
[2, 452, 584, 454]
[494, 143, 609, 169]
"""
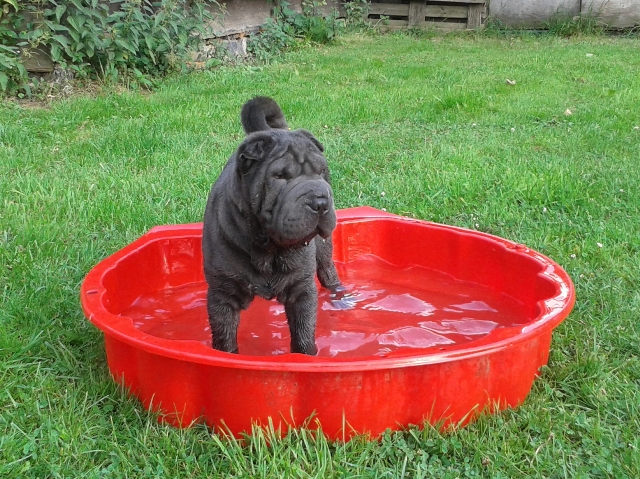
[268, 180, 336, 246]
[305, 191, 331, 215]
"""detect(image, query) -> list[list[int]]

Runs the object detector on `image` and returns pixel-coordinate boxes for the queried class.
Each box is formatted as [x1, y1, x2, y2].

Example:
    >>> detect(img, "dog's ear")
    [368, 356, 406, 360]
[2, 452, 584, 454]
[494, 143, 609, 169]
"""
[237, 133, 273, 174]
[298, 129, 324, 153]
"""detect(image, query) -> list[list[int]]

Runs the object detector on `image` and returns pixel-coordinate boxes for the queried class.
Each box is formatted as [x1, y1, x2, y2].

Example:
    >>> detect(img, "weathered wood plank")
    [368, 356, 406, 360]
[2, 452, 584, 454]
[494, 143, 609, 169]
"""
[205, 0, 271, 37]
[20, 48, 54, 73]
[409, 0, 427, 27]
[426, 21, 467, 31]
[582, 0, 640, 28]
[368, 4, 470, 19]
[368, 3, 410, 16]
[420, 0, 487, 5]
[369, 0, 408, 5]
[373, 18, 467, 31]
[467, 4, 483, 28]
[425, 5, 468, 18]
[423, 0, 484, 3]
[373, 18, 409, 28]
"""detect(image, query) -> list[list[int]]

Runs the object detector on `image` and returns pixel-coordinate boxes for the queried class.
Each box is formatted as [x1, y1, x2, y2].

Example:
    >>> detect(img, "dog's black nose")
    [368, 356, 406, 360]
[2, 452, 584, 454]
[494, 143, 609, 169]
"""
[308, 196, 330, 215]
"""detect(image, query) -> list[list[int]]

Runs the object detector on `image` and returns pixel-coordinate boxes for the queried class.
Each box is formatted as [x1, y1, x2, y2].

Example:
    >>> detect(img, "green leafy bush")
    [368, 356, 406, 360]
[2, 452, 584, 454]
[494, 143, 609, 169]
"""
[0, 0, 217, 94]
[343, 0, 369, 26]
[247, 0, 341, 61]
[0, 0, 27, 93]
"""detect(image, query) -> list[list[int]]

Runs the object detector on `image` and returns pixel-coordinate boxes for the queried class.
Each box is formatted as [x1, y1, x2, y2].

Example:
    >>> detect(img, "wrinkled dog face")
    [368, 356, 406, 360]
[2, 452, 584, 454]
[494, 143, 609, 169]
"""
[237, 129, 336, 248]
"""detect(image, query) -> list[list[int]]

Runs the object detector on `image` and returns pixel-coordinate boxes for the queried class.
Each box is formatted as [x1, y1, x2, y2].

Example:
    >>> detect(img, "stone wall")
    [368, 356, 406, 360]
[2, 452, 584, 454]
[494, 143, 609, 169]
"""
[209, 0, 346, 37]
[489, 0, 640, 29]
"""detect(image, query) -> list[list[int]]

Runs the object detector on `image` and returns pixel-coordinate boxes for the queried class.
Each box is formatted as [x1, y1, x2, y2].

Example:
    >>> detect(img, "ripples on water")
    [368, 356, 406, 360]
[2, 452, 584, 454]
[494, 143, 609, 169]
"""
[123, 255, 528, 357]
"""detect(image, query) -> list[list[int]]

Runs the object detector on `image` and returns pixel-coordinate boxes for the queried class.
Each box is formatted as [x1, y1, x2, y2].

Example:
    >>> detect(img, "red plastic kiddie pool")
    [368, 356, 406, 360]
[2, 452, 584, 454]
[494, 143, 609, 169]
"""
[81, 207, 575, 439]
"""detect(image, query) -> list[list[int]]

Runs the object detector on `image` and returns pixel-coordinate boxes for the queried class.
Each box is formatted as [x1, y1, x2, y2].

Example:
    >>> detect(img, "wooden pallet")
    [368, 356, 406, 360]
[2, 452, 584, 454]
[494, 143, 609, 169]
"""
[365, 0, 486, 31]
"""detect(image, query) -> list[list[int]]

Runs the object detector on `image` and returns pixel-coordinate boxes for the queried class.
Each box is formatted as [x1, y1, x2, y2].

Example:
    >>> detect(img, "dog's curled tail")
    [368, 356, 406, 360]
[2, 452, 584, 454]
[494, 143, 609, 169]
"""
[241, 96, 289, 134]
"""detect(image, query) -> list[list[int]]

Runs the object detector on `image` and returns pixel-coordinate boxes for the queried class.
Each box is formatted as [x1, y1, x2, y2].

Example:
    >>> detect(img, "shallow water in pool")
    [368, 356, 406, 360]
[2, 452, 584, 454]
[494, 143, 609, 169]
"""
[122, 254, 530, 358]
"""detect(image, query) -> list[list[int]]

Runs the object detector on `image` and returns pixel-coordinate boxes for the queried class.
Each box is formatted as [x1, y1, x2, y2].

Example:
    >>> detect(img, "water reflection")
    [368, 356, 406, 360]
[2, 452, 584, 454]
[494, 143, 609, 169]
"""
[125, 254, 528, 357]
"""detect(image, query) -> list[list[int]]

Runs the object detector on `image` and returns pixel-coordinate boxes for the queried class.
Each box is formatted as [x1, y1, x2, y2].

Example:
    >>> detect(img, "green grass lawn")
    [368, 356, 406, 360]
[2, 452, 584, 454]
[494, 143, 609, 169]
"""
[1, 31, 640, 477]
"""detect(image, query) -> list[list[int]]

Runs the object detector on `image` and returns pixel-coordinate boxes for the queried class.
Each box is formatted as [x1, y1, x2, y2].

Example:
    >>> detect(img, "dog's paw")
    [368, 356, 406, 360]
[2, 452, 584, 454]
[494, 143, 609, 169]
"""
[291, 342, 318, 356]
[327, 283, 347, 300]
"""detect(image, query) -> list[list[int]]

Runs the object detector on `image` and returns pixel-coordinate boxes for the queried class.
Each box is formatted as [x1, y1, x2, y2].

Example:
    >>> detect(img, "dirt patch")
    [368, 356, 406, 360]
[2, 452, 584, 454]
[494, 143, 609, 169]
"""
[8, 69, 152, 109]
[14, 99, 51, 110]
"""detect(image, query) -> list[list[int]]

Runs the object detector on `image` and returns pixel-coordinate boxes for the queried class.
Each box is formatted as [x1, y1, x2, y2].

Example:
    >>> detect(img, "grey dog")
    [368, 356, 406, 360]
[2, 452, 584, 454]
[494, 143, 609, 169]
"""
[202, 97, 342, 355]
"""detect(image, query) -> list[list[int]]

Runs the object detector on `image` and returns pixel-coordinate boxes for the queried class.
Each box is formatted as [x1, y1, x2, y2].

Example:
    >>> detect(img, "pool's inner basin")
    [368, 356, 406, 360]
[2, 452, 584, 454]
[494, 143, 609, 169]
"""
[122, 254, 528, 358]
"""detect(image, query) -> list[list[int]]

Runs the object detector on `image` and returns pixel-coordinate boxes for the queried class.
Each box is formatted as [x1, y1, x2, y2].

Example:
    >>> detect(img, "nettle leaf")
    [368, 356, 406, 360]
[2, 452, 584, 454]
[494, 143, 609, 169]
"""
[52, 35, 70, 48]
[107, 11, 126, 22]
[44, 20, 70, 32]
[1, 30, 17, 40]
[133, 8, 145, 23]
[115, 38, 136, 54]
[206, 58, 221, 68]
[144, 36, 155, 51]
[55, 4, 67, 21]
[50, 43, 61, 61]
[0, 71, 9, 92]
[0, 44, 17, 54]
[154, 11, 166, 28]
[67, 16, 79, 31]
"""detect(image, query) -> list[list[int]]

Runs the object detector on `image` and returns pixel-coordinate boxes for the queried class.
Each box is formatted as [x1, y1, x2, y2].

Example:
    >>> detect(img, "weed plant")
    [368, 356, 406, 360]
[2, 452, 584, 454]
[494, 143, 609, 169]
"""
[1, 32, 640, 477]
[0, 0, 216, 95]
[248, 0, 341, 62]
[544, 13, 606, 37]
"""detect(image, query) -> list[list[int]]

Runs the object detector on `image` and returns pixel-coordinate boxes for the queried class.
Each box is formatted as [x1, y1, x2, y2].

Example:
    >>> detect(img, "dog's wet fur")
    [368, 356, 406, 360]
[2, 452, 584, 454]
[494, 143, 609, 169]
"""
[202, 97, 342, 355]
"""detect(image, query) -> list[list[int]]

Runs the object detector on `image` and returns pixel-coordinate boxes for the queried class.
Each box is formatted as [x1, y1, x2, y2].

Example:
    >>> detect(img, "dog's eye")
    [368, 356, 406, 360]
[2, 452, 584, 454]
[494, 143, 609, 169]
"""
[274, 172, 287, 180]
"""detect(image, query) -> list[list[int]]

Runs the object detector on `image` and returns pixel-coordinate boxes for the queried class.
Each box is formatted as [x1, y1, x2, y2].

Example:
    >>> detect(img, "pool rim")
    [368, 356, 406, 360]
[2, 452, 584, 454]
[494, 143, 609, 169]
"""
[80, 207, 575, 373]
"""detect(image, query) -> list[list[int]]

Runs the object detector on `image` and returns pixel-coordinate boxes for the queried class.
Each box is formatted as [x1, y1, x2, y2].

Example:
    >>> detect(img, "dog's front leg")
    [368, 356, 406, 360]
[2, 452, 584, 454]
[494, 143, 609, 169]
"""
[207, 285, 247, 354]
[314, 236, 342, 291]
[280, 282, 319, 356]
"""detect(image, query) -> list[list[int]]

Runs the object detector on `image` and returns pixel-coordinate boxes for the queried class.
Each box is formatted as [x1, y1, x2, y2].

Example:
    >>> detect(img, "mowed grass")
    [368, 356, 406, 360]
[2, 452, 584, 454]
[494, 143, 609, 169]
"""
[1, 32, 640, 477]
